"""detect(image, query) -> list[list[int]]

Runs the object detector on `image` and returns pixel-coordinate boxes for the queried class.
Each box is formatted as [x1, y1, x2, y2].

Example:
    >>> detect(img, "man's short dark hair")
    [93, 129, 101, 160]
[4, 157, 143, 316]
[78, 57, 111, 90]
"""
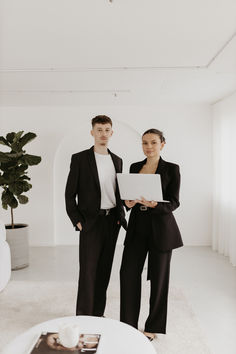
[91, 115, 112, 128]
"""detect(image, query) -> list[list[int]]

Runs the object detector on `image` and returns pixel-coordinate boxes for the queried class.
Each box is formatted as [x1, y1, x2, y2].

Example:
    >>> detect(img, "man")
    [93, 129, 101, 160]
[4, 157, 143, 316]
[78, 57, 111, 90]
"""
[65, 115, 127, 317]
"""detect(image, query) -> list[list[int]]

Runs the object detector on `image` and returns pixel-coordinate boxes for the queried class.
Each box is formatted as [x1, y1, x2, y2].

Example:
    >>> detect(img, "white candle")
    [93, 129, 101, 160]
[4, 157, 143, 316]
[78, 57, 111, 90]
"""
[58, 324, 80, 348]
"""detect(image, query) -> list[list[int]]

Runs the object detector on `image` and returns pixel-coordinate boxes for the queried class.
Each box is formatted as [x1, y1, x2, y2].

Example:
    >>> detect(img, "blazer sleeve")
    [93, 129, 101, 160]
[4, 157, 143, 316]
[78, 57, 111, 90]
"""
[117, 158, 127, 219]
[65, 154, 84, 228]
[117, 158, 125, 215]
[123, 163, 136, 212]
[151, 164, 180, 215]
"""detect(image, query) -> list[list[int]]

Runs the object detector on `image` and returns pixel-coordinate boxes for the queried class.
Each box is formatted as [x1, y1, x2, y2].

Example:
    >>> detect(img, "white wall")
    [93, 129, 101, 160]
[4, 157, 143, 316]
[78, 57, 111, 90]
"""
[0, 104, 212, 246]
[213, 92, 236, 116]
[212, 92, 236, 265]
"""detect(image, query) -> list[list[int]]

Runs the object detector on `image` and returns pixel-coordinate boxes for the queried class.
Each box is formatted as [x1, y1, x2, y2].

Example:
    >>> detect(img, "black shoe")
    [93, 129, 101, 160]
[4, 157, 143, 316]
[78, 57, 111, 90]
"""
[146, 335, 154, 341]
[144, 332, 156, 341]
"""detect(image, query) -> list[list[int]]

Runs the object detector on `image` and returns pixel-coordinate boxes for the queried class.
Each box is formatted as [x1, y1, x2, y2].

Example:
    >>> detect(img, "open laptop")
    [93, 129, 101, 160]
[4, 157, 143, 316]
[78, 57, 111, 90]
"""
[117, 173, 169, 202]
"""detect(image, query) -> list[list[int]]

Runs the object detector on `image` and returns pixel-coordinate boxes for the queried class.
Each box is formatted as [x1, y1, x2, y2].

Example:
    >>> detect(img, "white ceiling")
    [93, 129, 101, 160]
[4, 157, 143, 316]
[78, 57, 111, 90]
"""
[0, 0, 236, 105]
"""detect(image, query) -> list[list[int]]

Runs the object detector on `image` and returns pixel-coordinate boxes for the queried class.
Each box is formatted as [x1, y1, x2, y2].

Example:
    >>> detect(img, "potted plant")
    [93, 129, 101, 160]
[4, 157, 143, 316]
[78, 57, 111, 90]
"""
[0, 131, 41, 270]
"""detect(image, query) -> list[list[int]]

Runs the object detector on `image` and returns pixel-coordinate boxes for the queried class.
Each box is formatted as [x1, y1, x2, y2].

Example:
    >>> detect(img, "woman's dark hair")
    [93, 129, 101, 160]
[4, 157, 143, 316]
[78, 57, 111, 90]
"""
[91, 115, 112, 127]
[142, 128, 166, 143]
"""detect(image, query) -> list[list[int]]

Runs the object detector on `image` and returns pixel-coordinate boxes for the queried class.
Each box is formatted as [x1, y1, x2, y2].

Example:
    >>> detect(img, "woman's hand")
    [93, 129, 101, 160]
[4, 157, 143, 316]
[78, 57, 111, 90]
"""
[138, 197, 158, 208]
[77, 222, 82, 231]
[125, 200, 138, 208]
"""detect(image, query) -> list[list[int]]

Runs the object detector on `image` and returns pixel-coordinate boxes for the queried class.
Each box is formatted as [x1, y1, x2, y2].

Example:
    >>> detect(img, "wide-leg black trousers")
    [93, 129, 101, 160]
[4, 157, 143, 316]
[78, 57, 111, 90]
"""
[120, 209, 172, 333]
[76, 211, 120, 316]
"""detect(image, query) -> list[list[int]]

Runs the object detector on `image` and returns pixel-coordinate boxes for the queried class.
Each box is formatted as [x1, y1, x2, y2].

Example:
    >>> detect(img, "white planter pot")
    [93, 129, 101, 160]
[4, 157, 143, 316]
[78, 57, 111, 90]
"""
[6, 224, 29, 270]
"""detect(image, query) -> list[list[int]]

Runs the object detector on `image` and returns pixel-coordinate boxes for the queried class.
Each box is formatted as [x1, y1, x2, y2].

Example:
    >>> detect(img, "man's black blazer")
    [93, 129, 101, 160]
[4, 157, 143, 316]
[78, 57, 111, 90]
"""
[124, 156, 183, 251]
[65, 146, 127, 232]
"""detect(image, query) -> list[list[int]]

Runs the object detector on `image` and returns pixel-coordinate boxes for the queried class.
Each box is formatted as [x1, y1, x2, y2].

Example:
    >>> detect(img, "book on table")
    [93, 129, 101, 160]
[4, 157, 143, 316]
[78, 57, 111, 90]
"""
[29, 332, 101, 353]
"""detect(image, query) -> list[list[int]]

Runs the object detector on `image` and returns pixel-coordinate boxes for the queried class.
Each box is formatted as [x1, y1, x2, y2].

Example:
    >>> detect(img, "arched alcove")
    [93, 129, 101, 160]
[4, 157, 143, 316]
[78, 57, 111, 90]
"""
[53, 119, 143, 245]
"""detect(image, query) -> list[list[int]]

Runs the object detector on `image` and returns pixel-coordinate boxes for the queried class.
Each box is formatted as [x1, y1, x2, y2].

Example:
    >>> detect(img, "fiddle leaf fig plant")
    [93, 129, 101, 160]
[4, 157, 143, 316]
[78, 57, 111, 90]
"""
[0, 131, 42, 228]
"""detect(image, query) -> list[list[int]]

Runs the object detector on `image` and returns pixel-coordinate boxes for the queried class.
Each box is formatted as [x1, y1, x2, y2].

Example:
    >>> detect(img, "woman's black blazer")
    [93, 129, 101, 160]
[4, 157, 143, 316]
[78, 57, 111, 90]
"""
[124, 156, 183, 252]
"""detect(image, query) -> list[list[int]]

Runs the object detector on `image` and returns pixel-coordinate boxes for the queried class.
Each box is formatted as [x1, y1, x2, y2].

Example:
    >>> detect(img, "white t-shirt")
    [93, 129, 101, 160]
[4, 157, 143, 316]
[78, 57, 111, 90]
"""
[94, 152, 117, 209]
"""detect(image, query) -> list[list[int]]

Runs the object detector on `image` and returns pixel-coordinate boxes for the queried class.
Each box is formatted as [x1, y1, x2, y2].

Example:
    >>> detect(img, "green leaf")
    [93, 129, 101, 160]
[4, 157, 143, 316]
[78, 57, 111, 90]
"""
[8, 181, 24, 195]
[2, 202, 8, 210]
[19, 132, 36, 148]
[2, 189, 13, 204]
[0, 161, 17, 173]
[9, 181, 31, 195]
[1, 171, 16, 184]
[20, 154, 41, 166]
[0, 152, 11, 163]
[0, 175, 6, 185]
[9, 196, 18, 209]
[17, 195, 28, 204]
[9, 180, 32, 194]
[0, 152, 23, 163]
[6, 132, 15, 144]
[18, 175, 31, 181]
[11, 142, 22, 153]
[11, 131, 24, 151]
[23, 182, 32, 192]
[8, 151, 23, 158]
[0, 136, 10, 147]
[16, 165, 28, 174]
[14, 131, 24, 142]
[1, 131, 41, 212]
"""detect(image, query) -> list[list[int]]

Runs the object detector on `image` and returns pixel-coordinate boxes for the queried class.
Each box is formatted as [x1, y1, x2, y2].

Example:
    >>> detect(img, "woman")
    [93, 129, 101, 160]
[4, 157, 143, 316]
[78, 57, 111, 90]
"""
[120, 129, 183, 341]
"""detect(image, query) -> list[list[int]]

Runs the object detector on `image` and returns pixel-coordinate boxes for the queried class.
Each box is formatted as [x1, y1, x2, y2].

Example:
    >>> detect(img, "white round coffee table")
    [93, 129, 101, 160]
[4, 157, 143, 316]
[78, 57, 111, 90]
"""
[2, 316, 156, 354]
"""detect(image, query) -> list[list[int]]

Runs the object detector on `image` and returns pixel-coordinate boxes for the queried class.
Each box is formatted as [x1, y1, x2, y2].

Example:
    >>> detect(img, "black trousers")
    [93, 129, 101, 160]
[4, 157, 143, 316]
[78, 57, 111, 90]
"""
[120, 209, 172, 333]
[76, 211, 120, 316]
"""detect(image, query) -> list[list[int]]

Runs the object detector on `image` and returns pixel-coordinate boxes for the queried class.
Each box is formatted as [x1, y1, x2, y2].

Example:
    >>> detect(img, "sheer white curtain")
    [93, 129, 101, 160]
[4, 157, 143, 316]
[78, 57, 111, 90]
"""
[212, 112, 236, 266]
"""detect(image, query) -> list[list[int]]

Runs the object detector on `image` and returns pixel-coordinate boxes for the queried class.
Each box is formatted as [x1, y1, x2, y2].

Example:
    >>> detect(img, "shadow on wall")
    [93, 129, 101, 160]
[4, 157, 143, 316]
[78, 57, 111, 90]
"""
[53, 119, 143, 245]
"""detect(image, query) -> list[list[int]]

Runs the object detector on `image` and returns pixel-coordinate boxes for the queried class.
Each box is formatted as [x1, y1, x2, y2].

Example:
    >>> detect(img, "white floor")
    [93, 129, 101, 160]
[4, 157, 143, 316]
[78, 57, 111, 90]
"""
[11, 245, 236, 354]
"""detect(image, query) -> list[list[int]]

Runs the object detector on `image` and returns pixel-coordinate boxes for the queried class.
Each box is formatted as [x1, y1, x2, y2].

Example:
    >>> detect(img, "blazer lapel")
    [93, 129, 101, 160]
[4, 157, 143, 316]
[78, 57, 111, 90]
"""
[87, 146, 121, 190]
[108, 149, 121, 173]
[87, 146, 100, 191]
[133, 159, 146, 173]
[135, 156, 166, 175]
[155, 156, 165, 175]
